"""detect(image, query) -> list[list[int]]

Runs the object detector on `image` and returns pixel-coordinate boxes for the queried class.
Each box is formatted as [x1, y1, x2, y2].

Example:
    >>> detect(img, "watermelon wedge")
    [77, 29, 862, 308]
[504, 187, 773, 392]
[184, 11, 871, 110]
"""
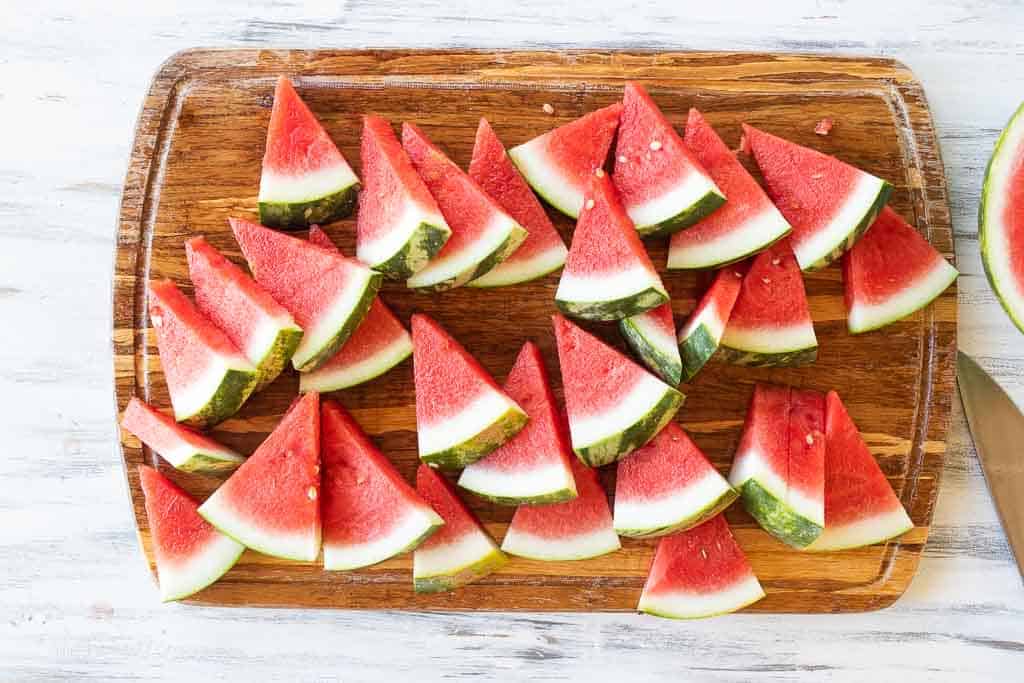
[619, 303, 683, 385]
[413, 465, 507, 593]
[186, 236, 303, 392]
[806, 391, 913, 551]
[411, 314, 528, 469]
[980, 101, 1024, 332]
[466, 118, 569, 287]
[669, 109, 792, 269]
[148, 279, 257, 427]
[298, 227, 413, 392]
[258, 76, 360, 229]
[198, 392, 321, 561]
[612, 83, 724, 237]
[638, 514, 765, 619]
[553, 314, 684, 466]
[401, 123, 527, 291]
[320, 400, 443, 570]
[742, 124, 892, 271]
[458, 342, 577, 505]
[122, 397, 244, 474]
[614, 422, 737, 538]
[843, 207, 958, 334]
[138, 465, 245, 602]
[501, 456, 620, 561]
[356, 115, 451, 278]
[230, 217, 382, 372]
[555, 172, 669, 321]
[677, 267, 745, 382]
[719, 241, 818, 367]
[508, 102, 622, 218]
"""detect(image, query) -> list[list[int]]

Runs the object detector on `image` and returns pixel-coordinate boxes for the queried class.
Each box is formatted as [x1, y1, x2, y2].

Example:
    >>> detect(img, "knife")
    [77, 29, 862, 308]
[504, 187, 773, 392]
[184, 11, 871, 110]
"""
[957, 351, 1024, 579]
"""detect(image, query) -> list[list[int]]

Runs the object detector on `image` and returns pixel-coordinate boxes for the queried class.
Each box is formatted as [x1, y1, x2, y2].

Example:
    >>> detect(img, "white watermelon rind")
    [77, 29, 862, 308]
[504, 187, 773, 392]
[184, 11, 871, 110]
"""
[406, 216, 528, 292]
[638, 573, 765, 620]
[728, 460, 823, 549]
[847, 257, 958, 334]
[804, 506, 913, 553]
[197, 493, 322, 562]
[468, 243, 569, 288]
[323, 506, 443, 571]
[795, 177, 892, 272]
[614, 472, 738, 539]
[258, 165, 361, 230]
[501, 525, 621, 562]
[719, 322, 818, 368]
[508, 138, 585, 218]
[358, 206, 452, 280]
[418, 392, 529, 470]
[619, 312, 683, 386]
[155, 533, 246, 602]
[166, 447, 246, 476]
[556, 266, 669, 322]
[298, 331, 413, 393]
[249, 322, 304, 392]
[170, 358, 258, 429]
[628, 176, 726, 239]
[457, 460, 578, 506]
[291, 269, 383, 372]
[413, 531, 507, 593]
[667, 206, 792, 270]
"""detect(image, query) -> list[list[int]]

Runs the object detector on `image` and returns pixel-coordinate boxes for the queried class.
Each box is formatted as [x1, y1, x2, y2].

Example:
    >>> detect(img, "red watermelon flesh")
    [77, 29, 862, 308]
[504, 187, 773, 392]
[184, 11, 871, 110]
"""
[676, 267, 746, 382]
[138, 465, 244, 601]
[842, 207, 958, 334]
[320, 400, 442, 570]
[262, 77, 352, 180]
[786, 388, 826, 529]
[669, 109, 791, 269]
[197, 392, 322, 561]
[729, 383, 791, 499]
[122, 397, 244, 474]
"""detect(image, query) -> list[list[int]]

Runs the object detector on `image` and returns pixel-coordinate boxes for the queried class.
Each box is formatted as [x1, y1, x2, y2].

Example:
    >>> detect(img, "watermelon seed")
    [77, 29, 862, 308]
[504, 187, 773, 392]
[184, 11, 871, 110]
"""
[700, 548, 708, 559]
[595, 168, 605, 178]
[307, 486, 317, 501]
[649, 140, 662, 151]
[762, 277, 771, 284]
[542, 103, 555, 115]
[806, 433, 814, 445]
[150, 313, 163, 328]
[734, 271, 743, 278]
[618, 155, 628, 164]
[585, 199, 595, 210]
[772, 257, 781, 266]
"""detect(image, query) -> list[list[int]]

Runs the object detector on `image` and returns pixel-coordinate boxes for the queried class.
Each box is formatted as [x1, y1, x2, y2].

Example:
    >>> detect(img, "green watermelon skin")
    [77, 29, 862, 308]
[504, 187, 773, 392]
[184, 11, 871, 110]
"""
[618, 304, 683, 386]
[639, 193, 725, 239]
[419, 409, 530, 471]
[736, 478, 823, 548]
[556, 287, 668, 322]
[574, 388, 684, 468]
[717, 346, 818, 368]
[259, 188, 359, 232]
[679, 324, 717, 382]
[372, 222, 451, 280]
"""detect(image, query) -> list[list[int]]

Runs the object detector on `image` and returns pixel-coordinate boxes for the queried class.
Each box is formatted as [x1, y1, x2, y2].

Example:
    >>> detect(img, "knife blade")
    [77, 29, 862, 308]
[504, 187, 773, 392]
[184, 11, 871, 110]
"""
[957, 351, 1024, 579]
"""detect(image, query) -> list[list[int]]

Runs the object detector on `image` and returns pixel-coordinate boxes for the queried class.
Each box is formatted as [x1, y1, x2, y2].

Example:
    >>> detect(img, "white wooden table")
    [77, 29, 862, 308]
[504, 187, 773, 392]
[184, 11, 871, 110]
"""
[2, 1, 1022, 680]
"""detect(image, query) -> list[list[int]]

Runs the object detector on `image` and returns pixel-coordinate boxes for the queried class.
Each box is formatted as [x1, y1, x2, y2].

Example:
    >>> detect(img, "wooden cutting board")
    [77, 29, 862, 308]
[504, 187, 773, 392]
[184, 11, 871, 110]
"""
[112, 49, 957, 613]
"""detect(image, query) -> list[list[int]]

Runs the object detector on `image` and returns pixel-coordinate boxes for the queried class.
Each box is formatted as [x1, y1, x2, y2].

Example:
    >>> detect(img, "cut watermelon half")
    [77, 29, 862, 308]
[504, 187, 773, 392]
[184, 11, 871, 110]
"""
[638, 514, 765, 619]
[298, 227, 413, 392]
[843, 207, 958, 334]
[258, 76, 359, 229]
[614, 422, 737, 538]
[509, 102, 622, 218]
[981, 101, 1024, 332]
[619, 303, 683, 385]
[467, 118, 568, 287]
[186, 236, 303, 392]
[357, 115, 451, 278]
[198, 392, 322, 561]
[719, 240, 818, 367]
[401, 123, 527, 291]
[320, 400, 442, 570]
[612, 83, 724, 237]
[669, 109, 792, 269]
[458, 342, 577, 505]
[742, 124, 892, 271]
[230, 217, 382, 372]
[555, 172, 669, 321]
[411, 314, 528, 469]
[413, 465, 507, 593]
[138, 466, 245, 602]
[553, 314, 684, 466]
[806, 391, 913, 551]
[677, 267, 745, 382]
[122, 397, 244, 474]
[148, 279, 257, 427]
[501, 456, 620, 561]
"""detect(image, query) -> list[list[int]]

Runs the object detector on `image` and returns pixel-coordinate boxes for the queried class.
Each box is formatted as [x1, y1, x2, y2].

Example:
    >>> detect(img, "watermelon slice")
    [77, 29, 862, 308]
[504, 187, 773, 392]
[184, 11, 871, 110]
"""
[677, 267, 745, 382]
[553, 314, 684, 466]
[138, 465, 245, 602]
[413, 465, 507, 593]
[981, 101, 1024, 332]
[669, 109, 791, 269]
[618, 303, 683, 385]
[122, 397, 244, 474]
[612, 83, 724, 237]
[320, 400, 442, 570]
[728, 384, 825, 549]
[843, 207, 958, 334]
[298, 226, 413, 392]
[719, 241, 818, 367]
[411, 314, 528, 469]
[806, 391, 913, 551]
[148, 279, 257, 427]
[508, 102, 622, 218]
[401, 123, 527, 291]
[741, 124, 892, 271]
[186, 236, 303, 392]
[258, 76, 360, 229]
[356, 115, 451, 278]
[230, 217, 382, 372]
[458, 342, 577, 505]
[466, 118, 568, 287]
[198, 392, 322, 561]
[614, 422, 737, 538]
[555, 172, 669, 321]
[637, 514, 765, 619]
[501, 456, 620, 561]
